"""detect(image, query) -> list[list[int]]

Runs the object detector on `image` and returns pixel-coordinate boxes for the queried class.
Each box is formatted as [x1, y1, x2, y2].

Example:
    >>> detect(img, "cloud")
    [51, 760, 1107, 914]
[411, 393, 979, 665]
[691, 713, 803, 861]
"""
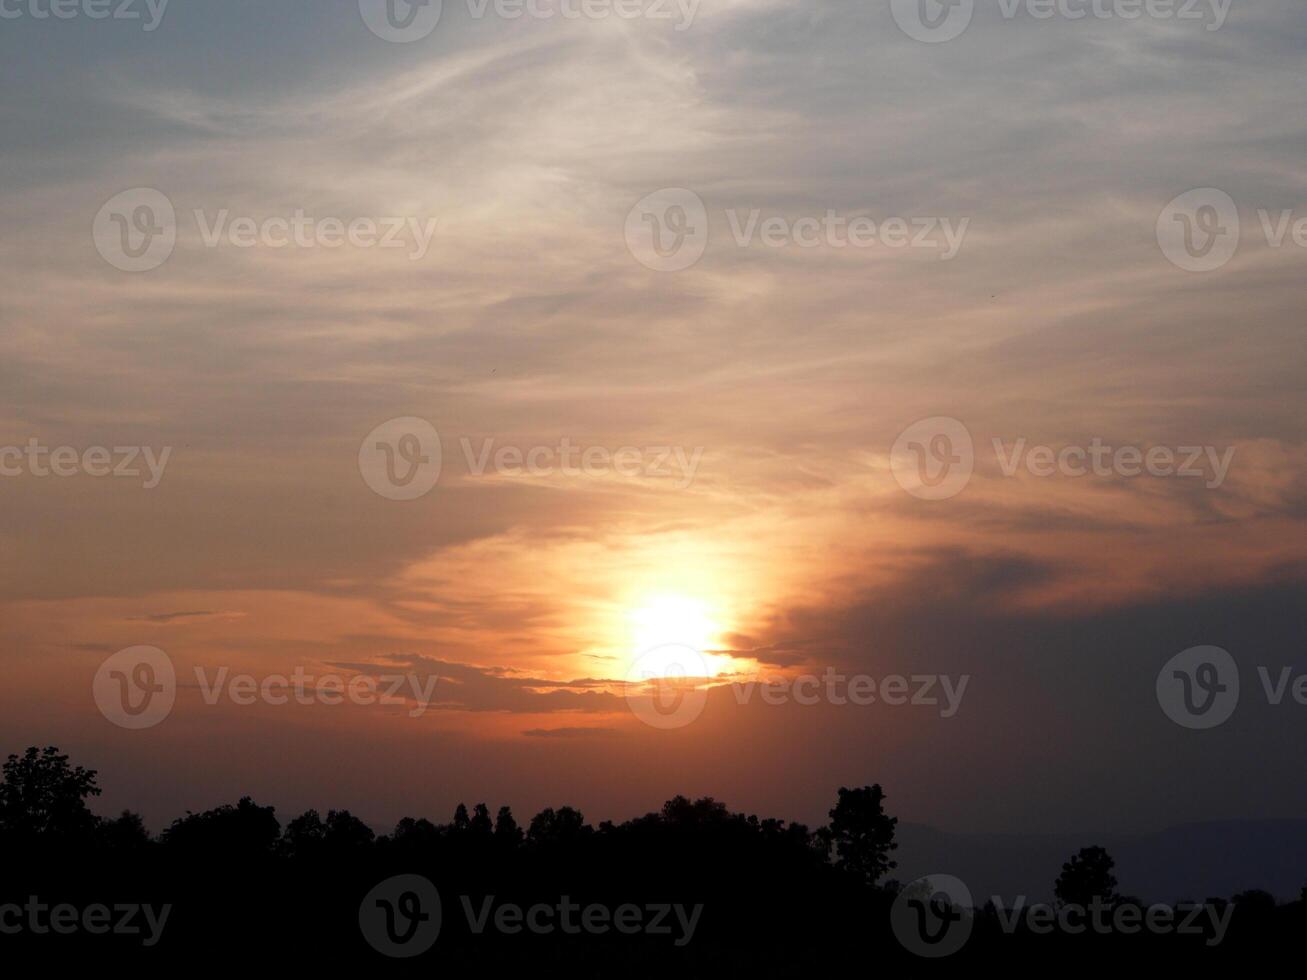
[327, 655, 622, 714]
[126, 610, 237, 624]
[522, 727, 620, 739]
[2, 0, 1306, 836]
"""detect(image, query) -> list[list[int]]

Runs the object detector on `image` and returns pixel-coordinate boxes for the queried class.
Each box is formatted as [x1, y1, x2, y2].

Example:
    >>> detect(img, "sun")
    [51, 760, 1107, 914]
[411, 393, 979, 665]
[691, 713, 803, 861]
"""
[630, 595, 718, 652]
[625, 594, 738, 680]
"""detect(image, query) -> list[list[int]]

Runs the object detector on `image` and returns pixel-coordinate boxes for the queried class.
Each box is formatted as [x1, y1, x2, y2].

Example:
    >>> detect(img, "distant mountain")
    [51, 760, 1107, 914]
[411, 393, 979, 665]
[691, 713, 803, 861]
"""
[895, 819, 1307, 904]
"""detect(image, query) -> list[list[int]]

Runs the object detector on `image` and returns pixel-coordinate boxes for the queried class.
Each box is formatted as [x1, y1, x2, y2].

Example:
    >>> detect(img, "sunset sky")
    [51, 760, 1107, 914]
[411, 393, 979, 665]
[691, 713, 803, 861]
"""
[2, 1, 1305, 838]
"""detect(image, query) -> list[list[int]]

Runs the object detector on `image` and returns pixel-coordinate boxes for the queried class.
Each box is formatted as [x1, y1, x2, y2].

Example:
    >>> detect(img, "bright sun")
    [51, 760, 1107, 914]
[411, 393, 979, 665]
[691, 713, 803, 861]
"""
[627, 595, 734, 678]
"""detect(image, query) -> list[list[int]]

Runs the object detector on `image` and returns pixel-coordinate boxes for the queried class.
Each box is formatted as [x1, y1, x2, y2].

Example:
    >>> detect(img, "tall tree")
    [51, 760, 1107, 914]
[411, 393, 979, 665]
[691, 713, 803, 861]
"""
[528, 806, 589, 844]
[495, 806, 523, 846]
[0, 746, 102, 839]
[470, 803, 493, 837]
[1054, 846, 1120, 907]
[826, 785, 898, 885]
[452, 803, 471, 833]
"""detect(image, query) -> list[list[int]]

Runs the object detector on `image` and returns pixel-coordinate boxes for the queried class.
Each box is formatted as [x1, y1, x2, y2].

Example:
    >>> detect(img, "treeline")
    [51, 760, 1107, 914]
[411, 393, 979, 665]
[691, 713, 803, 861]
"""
[0, 747, 1302, 972]
[0, 747, 888, 874]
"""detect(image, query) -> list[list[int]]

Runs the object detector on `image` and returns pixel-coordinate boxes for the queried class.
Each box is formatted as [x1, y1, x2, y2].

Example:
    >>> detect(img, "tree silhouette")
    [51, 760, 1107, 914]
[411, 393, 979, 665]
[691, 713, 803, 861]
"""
[322, 809, 375, 849]
[284, 808, 374, 856]
[452, 803, 470, 832]
[470, 802, 493, 837]
[161, 796, 280, 857]
[98, 809, 152, 851]
[0, 745, 101, 839]
[284, 809, 327, 853]
[1055, 846, 1120, 907]
[528, 806, 589, 845]
[495, 805, 523, 845]
[392, 815, 440, 847]
[662, 795, 730, 827]
[826, 784, 898, 886]
[2, 745, 1301, 969]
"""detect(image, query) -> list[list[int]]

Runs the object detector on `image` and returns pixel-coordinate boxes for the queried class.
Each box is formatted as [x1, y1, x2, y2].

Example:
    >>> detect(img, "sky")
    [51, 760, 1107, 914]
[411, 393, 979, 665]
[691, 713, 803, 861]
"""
[1, 0, 1305, 838]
